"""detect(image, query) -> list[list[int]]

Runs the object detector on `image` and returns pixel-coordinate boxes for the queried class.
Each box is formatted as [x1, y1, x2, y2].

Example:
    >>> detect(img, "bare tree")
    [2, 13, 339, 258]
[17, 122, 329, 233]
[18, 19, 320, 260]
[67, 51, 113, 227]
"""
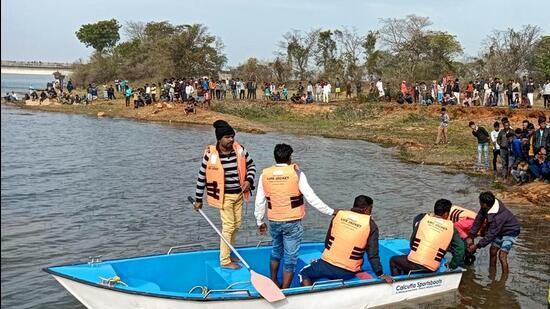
[480, 25, 542, 78]
[124, 21, 146, 41]
[378, 15, 431, 53]
[334, 27, 365, 81]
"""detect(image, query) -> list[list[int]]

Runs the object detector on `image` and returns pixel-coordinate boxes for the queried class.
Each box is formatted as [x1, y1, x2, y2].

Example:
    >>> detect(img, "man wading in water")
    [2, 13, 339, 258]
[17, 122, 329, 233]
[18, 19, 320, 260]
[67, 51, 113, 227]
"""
[194, 120, 256, 269]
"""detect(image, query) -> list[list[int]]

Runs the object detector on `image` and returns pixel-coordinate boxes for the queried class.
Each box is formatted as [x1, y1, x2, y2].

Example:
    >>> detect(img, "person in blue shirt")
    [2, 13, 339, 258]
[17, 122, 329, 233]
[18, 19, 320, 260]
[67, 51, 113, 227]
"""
[509, 129, 524, 168]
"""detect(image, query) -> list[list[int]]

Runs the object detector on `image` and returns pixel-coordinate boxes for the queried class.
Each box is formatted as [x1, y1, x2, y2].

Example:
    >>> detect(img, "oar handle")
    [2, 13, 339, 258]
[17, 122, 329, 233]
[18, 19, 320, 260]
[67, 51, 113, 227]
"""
[188, 196, 251, 270]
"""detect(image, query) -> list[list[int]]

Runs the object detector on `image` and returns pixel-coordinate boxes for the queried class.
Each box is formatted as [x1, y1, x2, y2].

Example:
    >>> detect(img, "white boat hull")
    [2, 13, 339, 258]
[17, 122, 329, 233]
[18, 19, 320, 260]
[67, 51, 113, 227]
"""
[54, 272, 462, 309]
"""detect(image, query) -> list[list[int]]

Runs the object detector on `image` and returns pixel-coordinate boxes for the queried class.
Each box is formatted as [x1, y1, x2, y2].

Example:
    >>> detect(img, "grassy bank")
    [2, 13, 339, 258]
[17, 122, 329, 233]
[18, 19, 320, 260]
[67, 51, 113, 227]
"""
[3, 97, 549, 206]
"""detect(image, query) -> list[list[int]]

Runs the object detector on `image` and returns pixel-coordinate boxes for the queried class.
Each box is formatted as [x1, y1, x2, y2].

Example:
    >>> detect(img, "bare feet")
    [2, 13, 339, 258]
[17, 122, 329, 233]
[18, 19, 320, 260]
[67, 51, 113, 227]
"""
[230, 257, 241, 263]
[221, 262, 241, 270]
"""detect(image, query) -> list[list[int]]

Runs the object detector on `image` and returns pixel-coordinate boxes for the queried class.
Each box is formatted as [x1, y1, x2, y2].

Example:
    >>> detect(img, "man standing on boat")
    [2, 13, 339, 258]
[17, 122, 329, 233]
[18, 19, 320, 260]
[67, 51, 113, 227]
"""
[299, 195, 393, 286]
[255, 143, 335, 289]
[389, 199, 464, 276]
[194, 120, 256, 269]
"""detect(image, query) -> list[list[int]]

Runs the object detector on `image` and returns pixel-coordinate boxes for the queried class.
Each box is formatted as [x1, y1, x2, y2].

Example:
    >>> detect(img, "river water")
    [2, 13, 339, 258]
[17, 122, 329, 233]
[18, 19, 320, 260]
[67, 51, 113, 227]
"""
[1, 104, 548, 308]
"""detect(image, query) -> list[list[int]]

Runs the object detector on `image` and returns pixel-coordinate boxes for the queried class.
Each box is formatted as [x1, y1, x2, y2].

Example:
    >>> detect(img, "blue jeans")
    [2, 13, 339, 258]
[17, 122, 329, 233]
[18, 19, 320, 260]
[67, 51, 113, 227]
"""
[477, 143, 489, 169]
[269, 220, 303, 273]
[492, 235, 518, 253]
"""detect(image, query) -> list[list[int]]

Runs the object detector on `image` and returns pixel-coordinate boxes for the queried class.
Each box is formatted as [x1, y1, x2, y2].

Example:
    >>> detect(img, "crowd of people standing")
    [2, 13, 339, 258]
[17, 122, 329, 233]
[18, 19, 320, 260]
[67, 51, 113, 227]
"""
[394, 76, 550, 109]
[467, 116, 550, 184]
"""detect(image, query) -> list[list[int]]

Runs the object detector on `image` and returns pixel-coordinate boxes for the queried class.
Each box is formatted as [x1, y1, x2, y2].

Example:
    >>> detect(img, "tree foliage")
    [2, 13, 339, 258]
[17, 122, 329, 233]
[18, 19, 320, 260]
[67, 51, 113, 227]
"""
[232, 57, 274, 82]
[76, 19, 121, 52]
[377, 15, 462, 82]
[315, 30, 338, 78]
[278, 29, 319, 80]
[479, 25, 542, 79]
[532, 35, 549, 78]
[72, 21, 226, 85]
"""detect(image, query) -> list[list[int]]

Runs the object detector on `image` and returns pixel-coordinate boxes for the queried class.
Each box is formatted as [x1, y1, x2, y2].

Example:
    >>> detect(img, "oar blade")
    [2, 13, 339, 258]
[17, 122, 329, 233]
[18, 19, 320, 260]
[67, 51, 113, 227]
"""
[250, 270, 286, 302]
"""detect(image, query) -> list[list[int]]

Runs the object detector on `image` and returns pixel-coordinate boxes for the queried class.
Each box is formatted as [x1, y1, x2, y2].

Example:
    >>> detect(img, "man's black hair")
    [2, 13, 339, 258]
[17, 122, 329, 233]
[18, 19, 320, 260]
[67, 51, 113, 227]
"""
[493, 121, 500, 128]
[353, 195, 373, 209]
[527, 123, 535, 130]
[434, 199, 452, 216]
[468, 121, 475, 127]
[515, 128, 523, 135]
[522, 119, 530, 124]
[479, 191, 496, 207]
[274, 143, 293, 163]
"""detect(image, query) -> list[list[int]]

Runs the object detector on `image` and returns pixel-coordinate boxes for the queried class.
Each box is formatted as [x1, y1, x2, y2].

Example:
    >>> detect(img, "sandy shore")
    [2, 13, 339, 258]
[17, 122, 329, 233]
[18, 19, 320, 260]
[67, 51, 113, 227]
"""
[3, 98, 549, 206]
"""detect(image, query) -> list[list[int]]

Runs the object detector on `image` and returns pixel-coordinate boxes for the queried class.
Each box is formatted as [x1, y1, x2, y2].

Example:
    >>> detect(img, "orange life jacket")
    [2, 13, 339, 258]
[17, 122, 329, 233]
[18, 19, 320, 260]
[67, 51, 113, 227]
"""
[261, 164, 305, 221]
[204, 141, 249, 208]
[449, 205, 477, 223]
[408, 214, 454, 271]
[321, 210, 371, 272]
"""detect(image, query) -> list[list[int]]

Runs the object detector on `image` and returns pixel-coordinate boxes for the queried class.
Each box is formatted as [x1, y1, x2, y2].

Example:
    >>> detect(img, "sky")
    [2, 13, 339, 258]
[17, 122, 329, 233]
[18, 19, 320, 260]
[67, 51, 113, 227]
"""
[1, 0, 548, 67]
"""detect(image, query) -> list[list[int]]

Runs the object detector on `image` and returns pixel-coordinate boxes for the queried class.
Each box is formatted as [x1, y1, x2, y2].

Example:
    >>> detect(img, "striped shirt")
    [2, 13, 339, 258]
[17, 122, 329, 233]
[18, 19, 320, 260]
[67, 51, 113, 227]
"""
[195, 145, 256, 203]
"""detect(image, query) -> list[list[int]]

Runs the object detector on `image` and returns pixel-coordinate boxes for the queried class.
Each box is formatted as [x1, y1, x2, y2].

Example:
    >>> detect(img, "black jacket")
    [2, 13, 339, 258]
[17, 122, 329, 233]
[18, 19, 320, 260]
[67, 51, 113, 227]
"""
[497, 128, 513, 149]
[472, 126, 490, 144]
[468, 200, 521, 248]
[533, 128, 550, 152]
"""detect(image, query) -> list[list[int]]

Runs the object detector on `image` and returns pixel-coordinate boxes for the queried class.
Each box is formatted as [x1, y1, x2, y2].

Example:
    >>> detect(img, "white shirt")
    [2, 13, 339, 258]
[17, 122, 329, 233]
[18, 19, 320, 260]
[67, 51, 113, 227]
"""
[185, 85, 194, 95]
[145, 86, 151, 94]
[254, 164, 334, 226]
[544, 83, 550, 95]
[307, 85, 313, 93]
[376, 81, 384, 92]
[490, 130, 500, 150]
[323, 84, 331, 94]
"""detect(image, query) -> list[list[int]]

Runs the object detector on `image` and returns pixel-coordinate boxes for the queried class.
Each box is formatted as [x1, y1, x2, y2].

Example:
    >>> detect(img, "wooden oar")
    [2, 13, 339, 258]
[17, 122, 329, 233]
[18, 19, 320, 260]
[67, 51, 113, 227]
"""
[187, 196, 286, 303]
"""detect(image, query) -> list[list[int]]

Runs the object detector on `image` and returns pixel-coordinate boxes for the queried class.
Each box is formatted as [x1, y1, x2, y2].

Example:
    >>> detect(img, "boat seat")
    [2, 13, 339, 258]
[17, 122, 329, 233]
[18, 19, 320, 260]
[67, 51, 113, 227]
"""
[297, 250, 322, 266]
[204, 260, 253, 291]
[125, 278, 161, 292]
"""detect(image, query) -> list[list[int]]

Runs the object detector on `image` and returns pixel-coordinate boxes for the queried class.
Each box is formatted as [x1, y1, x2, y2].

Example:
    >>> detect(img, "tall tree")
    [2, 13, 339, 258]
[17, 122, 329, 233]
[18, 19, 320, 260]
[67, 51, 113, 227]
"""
[76, 19, 121, 53]
[533, 36, 550, 78]
[315, 30, 338, 78]
[363, 30, 382, 76]
[480, 25, 542, 78]
[279, 29, 319, 80]
[377, 15, 462, 81]
[335, 27, 364, 81]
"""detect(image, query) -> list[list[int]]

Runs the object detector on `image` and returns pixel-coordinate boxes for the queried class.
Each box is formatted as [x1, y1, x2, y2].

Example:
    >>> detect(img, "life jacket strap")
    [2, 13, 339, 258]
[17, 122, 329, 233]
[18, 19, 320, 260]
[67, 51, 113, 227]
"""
[206, 181, 220, 199]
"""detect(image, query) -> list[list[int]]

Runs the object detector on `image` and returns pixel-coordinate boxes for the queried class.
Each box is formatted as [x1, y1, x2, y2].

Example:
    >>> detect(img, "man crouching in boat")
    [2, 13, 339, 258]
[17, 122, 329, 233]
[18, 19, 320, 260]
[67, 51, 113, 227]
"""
[389, 199, 465, 276]
[298, 195, 394, 286]
[194, 120, 256, 269]
[255, 143, 335, 289]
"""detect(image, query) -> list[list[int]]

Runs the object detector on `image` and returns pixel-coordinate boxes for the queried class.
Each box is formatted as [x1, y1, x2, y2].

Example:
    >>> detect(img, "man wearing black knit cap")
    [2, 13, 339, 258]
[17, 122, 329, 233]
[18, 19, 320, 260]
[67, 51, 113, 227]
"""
[194, 120, 256, 269]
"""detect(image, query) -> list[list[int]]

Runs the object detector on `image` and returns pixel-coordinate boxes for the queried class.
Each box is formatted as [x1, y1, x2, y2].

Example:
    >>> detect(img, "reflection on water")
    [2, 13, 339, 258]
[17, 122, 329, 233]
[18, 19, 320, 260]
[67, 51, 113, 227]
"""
[1, 105, 548, 308]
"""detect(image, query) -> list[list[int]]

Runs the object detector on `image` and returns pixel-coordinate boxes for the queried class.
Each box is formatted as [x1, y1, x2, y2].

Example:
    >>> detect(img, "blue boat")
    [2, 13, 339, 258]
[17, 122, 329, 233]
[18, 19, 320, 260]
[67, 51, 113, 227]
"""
[44, 239, 463, 309]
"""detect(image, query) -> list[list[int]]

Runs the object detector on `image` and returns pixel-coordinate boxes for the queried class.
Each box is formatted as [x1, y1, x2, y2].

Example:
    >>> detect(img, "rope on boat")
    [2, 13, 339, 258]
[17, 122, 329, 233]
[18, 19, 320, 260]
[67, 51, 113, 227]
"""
[225, 281, 251, 290]
[189, 285, 209, 295]
[99, 276, 128, 287]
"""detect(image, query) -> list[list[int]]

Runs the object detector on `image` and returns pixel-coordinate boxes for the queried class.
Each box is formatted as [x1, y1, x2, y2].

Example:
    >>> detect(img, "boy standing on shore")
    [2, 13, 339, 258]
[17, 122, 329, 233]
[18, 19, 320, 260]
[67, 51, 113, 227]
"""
[469, 121, 490, 171]
[435, 108, 449, 145]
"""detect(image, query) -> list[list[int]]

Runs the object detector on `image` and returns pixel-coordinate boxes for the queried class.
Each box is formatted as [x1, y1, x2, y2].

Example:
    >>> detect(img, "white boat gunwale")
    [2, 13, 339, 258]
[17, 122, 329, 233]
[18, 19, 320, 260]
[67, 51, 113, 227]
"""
[43, 244, 464, 302]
